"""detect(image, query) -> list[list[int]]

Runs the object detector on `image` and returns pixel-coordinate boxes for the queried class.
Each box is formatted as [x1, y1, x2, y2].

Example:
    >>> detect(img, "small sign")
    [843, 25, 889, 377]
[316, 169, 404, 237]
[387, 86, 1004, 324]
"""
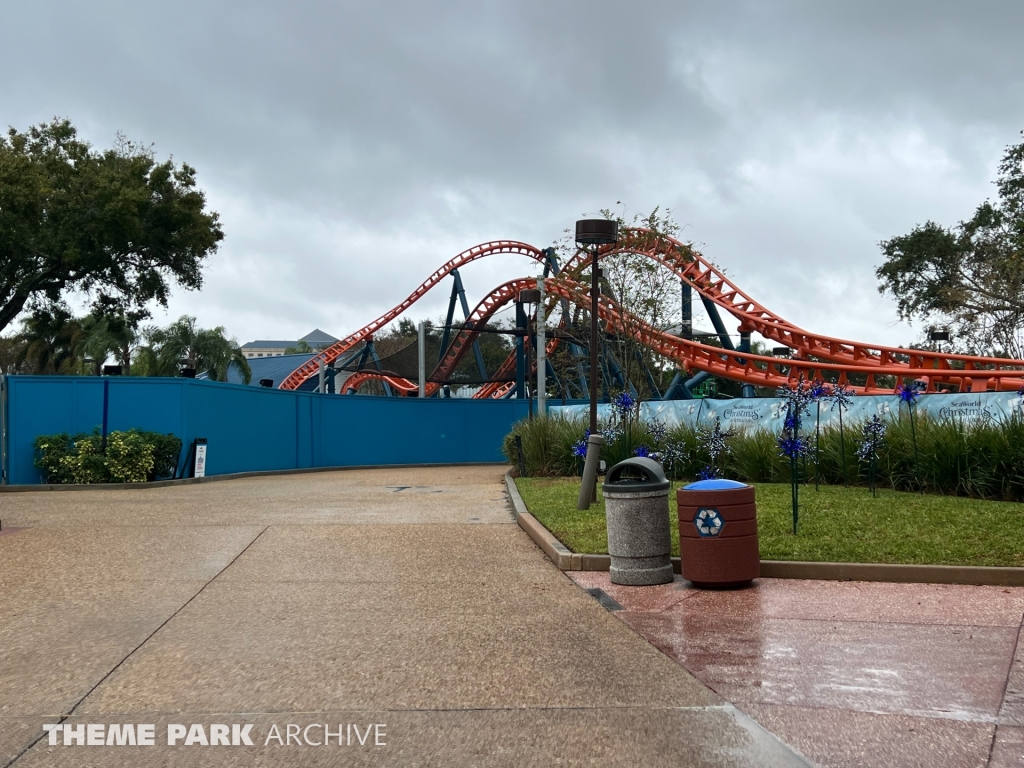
[194, 439, 208, 478]
[694, 508, 724, 537]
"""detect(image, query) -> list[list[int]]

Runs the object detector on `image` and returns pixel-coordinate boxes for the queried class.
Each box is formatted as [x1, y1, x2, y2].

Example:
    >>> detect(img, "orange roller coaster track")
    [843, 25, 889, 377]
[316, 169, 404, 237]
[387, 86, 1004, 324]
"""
[281, 230, 1024, 395]
[277, 240, 547, 391]
[342, 276, 1024, 396]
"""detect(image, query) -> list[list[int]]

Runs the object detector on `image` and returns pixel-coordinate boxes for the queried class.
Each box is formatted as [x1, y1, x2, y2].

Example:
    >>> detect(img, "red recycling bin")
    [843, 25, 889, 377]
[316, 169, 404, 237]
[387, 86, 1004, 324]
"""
[677, 478, 759, 588]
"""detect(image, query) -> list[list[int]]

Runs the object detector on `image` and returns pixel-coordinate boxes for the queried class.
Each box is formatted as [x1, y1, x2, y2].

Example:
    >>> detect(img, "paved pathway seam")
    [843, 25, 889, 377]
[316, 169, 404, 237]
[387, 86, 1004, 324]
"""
[3, 526, 270, 768]
[989, 610, 1024, 766]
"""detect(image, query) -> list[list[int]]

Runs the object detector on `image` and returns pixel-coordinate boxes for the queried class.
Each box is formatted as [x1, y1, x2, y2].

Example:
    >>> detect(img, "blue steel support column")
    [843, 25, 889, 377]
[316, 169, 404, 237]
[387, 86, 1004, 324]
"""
[368, 341, 393, 397]
[739, 331, 755, 398]
[438, 269, 487, 387]
[452, 270, 488, 382]
[700, 296, 736, 351]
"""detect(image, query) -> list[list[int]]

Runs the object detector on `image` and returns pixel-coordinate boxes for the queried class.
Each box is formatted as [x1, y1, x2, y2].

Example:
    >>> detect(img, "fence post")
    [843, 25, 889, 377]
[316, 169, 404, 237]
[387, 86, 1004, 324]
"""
[418, 322, 426, 398]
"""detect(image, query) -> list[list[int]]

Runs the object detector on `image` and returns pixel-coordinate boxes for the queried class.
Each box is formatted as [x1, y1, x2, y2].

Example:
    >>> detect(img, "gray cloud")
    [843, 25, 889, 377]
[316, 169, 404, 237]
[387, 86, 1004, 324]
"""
[2, 0, 1022, 347]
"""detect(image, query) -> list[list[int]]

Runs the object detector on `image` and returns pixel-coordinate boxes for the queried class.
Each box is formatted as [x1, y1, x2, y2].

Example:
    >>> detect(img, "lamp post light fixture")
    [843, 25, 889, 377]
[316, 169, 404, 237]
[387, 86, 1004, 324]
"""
[574, 218, 619, 509]
[930, 329, 950, 355]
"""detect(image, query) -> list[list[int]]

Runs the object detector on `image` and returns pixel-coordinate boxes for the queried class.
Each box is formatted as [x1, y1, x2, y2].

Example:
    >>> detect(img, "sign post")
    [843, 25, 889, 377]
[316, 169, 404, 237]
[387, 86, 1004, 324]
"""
[193, 438, 208, 478]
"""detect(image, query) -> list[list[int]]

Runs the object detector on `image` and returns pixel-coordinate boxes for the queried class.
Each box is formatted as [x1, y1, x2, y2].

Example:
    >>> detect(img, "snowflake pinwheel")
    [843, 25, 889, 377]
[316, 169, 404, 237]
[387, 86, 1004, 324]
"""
[895, 382, 919, 405]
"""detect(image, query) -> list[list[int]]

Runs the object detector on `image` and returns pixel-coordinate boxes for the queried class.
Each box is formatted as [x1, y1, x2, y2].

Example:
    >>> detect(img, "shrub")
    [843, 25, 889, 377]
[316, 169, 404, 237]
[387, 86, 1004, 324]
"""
[105, 431, 156, 483]
[505, 409, 1024, 502]
[33, 429, 182, 484]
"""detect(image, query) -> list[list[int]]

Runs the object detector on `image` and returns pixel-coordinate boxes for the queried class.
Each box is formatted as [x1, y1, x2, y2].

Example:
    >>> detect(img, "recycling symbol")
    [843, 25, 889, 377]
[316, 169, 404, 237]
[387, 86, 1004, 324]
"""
[694, 507, 725, 537]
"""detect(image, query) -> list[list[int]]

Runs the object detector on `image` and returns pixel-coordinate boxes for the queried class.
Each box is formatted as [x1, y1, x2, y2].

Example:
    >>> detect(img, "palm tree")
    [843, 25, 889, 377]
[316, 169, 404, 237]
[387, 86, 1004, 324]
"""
[15, 309, 85, 374]
[80, 310, 145, 374]
[140, 315, 251, 383]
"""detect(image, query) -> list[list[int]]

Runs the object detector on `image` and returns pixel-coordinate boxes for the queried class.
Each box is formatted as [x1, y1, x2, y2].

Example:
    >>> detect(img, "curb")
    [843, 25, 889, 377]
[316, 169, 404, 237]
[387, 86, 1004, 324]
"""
[504, 471, 1024, 587]
[1, 462, 509, 493]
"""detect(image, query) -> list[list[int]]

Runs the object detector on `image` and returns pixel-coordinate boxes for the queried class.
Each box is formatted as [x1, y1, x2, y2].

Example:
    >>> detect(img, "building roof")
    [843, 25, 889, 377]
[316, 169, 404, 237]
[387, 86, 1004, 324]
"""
[240, 340, 297, 350]
[299, 328, 339, 345]
[241, 329, 339, 350]
[195, 353, 320, 390]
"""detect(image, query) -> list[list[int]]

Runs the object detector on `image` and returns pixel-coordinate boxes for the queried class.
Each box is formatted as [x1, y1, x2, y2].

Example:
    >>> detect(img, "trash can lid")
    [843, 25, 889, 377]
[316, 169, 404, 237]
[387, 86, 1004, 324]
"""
[602, 457, 670, 493]
[682, 478, 749, 491]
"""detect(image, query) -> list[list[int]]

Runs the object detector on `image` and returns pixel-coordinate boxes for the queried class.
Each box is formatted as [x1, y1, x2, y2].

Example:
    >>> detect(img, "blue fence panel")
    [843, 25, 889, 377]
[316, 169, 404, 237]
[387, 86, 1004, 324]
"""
[1, 376, 531, 485]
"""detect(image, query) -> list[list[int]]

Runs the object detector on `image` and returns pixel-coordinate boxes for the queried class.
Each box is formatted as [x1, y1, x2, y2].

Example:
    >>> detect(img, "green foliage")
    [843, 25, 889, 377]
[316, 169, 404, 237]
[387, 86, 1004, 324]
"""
[104, 431, 155, 483]
[33, 429, 182, 484]
[0, 119, 223, 335]
[502, 415, 588, 477]
[148, 432, 184, 479]
[11, 307, 85, 374]
[32, 432, 75, 484]
[877, 129, 1024, 358]
[507, 411, 1024, 502]
[135, 315, 251, 383]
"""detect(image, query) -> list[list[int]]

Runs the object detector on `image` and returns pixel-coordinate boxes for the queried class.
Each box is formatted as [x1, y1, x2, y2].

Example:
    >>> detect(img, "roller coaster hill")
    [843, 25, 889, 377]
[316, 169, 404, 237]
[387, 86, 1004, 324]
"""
[276, 228, 1024, 400]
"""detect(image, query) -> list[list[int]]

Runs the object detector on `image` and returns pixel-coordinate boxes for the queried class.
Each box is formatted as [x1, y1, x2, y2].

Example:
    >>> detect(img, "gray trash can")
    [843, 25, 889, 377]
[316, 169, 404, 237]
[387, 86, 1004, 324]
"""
[603, 457, 673, 586]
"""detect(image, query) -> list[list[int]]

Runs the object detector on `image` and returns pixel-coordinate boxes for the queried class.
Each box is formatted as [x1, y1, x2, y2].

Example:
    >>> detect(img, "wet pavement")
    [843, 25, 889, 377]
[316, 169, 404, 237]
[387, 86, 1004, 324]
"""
[569, 572, 1024, 767]
[0, 467, 807, 767]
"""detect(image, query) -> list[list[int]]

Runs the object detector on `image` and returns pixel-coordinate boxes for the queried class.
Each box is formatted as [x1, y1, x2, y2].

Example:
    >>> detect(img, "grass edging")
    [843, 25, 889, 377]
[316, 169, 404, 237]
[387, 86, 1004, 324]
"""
[504, 470, 1024, 587]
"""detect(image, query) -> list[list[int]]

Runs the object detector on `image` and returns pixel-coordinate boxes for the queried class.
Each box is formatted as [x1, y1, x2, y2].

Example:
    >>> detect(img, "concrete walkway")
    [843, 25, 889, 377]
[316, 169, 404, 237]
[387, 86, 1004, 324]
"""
[0, 467, 806, 767]
[571, 572, 1024, 768]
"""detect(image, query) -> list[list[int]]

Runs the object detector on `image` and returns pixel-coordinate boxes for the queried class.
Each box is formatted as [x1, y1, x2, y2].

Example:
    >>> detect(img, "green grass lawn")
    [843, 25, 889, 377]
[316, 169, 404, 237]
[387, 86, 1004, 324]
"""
[515, 478, 1024, 567]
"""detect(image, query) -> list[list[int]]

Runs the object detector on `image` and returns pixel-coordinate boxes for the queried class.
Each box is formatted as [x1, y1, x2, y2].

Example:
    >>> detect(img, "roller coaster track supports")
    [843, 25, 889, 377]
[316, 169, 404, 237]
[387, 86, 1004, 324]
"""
[681, 281, 693, 340]
[604, 343, 632, 397]
[663, 371, 689, 400]
[369, 341, 393, 397]
[739, 332, 756, 398]
[342, 341, 393, 396]
[701, 296, 737, 352]
[634, 346, 662, 399]
[337, 344, 371, 395]
[515, 301, 527, 399]
[438, 269, 487, 387]
[542, 247, 561, 277]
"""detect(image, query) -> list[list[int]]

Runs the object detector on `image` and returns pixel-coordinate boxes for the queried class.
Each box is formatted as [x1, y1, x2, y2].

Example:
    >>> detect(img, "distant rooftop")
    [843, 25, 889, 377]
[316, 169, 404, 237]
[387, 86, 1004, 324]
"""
[300, 328, 338, 345]
[241, 329, 339, 350]
[197, 353, 320, 390]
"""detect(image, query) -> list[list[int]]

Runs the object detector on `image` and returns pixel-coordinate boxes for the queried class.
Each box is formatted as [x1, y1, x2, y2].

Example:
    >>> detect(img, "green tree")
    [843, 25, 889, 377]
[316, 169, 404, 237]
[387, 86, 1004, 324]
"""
[137, 315, 251, 383]
[283, 340, 313, 354]
[0, 335, 27, 374]
[13, 307, 85, 374]
[877, 131, 1024, 359]
[0, 119, 223, 334]
[80, 307, 146, 375]
[552, 206, 691, 399]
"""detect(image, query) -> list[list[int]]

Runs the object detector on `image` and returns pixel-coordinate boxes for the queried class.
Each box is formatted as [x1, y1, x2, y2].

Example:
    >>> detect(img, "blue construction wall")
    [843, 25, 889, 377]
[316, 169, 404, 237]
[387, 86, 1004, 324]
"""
[2, 376, 530, 485]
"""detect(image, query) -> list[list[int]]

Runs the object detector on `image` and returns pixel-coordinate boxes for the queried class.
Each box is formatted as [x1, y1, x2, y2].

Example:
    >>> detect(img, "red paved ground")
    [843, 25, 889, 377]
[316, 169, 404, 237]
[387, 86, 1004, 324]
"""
[569, 573, 1024, 768]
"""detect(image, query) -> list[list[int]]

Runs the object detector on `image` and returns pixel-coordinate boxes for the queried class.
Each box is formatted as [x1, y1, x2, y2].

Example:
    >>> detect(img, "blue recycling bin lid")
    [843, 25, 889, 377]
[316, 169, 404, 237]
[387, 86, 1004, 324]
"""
[682, 479, 748, 491]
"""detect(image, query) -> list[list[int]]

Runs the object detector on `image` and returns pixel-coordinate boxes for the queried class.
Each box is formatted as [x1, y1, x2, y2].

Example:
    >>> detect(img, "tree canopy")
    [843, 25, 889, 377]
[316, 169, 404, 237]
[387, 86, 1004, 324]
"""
[134, 315, 251, 384]
[877, 131, 1024, 358]
[0, 119, 223, 334]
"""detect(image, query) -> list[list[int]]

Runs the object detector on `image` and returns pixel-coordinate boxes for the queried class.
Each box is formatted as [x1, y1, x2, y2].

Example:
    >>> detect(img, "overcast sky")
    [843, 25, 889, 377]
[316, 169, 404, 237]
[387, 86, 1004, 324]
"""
[3, 0, 1023, 347]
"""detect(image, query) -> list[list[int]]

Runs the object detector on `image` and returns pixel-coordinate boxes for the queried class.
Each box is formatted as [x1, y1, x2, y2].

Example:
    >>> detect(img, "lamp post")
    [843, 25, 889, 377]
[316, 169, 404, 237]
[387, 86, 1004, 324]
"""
[575, 218, 619, 509]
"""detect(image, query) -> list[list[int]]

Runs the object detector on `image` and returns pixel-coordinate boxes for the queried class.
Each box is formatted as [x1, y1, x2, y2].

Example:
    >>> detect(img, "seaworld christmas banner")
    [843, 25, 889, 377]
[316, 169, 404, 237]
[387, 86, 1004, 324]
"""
[551, 391, 1024, 434]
